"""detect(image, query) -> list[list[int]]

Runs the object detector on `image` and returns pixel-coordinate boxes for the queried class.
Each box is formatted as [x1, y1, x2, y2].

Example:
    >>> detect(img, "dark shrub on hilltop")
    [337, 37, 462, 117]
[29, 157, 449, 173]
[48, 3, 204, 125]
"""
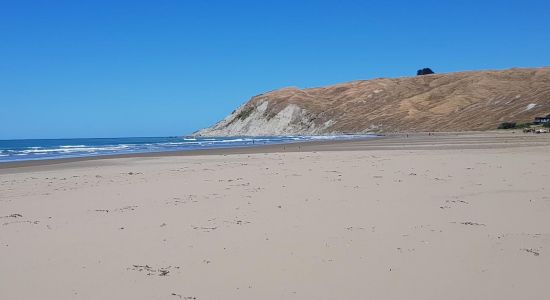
[417, 68, 435, 76]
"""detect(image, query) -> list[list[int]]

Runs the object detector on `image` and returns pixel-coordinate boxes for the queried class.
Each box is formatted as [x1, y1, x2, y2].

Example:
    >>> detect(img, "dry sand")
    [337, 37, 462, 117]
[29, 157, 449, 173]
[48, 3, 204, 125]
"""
[1, 132, 549, 299]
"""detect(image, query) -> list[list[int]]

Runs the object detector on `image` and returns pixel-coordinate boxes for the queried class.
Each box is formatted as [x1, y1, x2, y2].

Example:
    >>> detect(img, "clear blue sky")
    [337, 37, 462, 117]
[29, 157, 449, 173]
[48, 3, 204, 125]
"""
[1, 0, 549, 139]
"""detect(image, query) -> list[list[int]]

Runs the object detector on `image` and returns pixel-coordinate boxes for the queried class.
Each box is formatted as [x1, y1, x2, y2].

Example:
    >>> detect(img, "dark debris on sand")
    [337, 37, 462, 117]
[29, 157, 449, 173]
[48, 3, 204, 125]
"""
[127, 264, 180, 276]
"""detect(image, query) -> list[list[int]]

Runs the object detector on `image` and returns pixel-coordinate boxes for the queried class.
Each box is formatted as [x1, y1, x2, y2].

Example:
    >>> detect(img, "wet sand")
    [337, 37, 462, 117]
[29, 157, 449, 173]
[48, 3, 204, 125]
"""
[1, 131, 549, 299]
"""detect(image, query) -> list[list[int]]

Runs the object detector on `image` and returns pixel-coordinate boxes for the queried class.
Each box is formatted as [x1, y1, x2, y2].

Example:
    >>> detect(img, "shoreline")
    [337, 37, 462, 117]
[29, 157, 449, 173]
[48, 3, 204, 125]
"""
[0, 136, 383, 171]
[1, 131, 549, 173]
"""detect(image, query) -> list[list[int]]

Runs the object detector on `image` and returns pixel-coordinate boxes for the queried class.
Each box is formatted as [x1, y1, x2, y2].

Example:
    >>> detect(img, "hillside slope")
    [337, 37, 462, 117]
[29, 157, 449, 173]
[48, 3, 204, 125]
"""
[195, 68, 550, 136]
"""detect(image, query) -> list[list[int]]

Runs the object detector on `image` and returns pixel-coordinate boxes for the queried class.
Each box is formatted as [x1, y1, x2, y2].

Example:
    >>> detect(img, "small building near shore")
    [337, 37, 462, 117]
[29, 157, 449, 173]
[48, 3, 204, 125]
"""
[534, 115, 550, 124]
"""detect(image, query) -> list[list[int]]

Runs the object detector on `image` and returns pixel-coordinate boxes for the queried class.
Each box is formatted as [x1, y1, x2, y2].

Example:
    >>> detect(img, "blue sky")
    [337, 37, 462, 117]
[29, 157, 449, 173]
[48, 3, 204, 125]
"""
[1, 0, 549, 139]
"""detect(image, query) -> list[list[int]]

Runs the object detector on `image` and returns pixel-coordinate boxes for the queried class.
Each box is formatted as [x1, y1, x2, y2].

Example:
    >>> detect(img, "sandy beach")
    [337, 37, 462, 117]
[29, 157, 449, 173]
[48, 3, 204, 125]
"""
[1, 131, 549, 300]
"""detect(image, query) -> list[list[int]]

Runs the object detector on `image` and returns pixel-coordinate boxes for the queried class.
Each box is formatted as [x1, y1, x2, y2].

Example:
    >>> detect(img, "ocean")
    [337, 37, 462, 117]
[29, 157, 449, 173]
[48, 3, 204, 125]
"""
[0, 135, 375, 163]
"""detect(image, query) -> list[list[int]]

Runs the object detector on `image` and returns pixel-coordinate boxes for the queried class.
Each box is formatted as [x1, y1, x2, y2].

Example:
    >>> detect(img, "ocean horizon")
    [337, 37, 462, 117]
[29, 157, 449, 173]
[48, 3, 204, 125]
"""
[0, 135, 376, 163]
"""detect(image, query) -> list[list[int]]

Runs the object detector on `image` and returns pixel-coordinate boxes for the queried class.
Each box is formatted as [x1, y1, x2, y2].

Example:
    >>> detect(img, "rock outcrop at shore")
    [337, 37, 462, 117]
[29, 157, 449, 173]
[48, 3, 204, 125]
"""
[195, 67, 550, 136]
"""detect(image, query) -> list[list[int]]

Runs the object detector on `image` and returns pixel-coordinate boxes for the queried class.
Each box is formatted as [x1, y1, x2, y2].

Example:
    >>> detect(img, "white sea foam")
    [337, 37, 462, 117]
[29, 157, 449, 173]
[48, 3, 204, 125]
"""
[59, 145, 87, 148]
[0, 135, 377, 163]
[20, 145, 131, 154]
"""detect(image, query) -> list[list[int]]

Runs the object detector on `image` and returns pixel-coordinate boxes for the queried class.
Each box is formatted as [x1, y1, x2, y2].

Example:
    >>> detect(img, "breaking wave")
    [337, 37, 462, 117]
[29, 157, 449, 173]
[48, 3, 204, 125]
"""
[0, 134, 376, 162]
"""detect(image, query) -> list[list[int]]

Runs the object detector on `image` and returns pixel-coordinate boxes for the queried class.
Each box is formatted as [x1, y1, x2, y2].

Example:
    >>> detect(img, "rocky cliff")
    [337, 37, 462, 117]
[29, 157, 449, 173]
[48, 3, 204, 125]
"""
[195, 67, 550, 136]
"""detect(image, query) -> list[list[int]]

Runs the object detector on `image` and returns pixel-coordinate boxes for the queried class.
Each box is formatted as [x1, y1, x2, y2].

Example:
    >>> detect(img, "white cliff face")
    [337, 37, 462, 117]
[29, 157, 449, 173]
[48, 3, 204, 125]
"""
[194, 101, 332, 136]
